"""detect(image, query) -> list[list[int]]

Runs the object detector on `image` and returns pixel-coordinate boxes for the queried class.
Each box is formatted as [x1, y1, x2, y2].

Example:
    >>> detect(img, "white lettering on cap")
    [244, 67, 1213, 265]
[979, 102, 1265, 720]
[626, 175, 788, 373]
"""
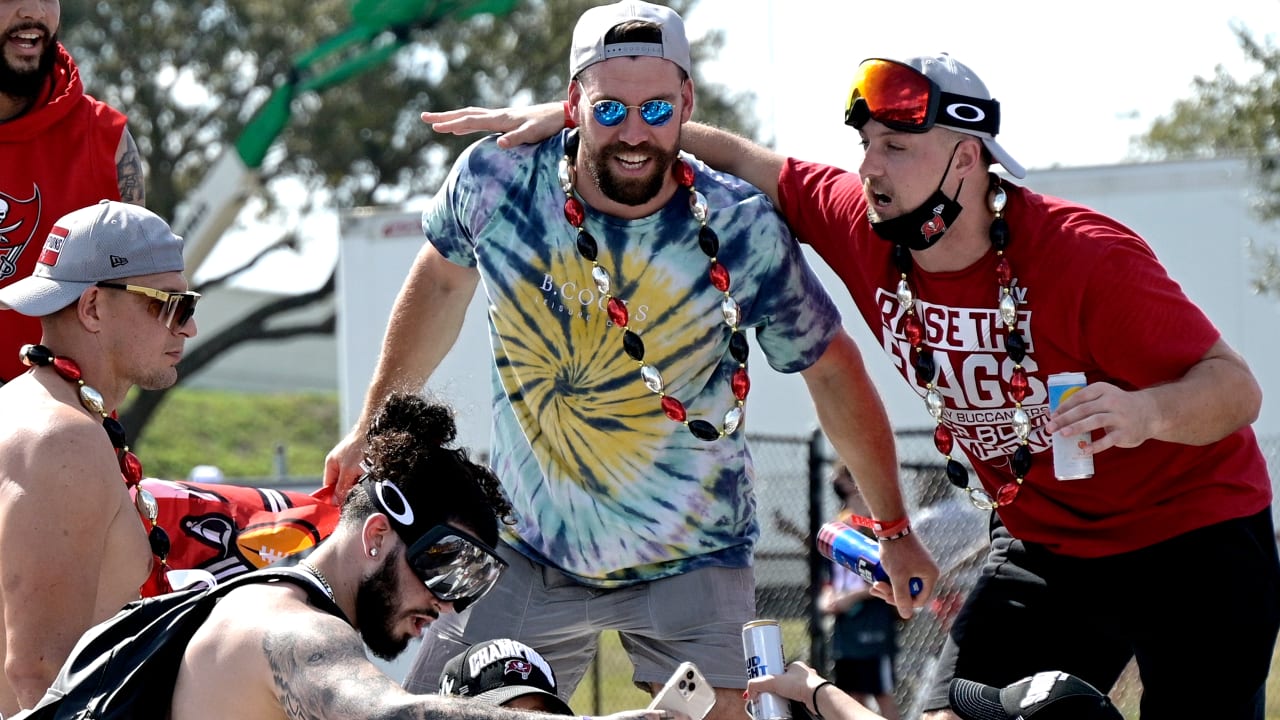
[1019, 671, 1067, 709]
[37, 228, 67, 266]
[467, 639, 556, 686]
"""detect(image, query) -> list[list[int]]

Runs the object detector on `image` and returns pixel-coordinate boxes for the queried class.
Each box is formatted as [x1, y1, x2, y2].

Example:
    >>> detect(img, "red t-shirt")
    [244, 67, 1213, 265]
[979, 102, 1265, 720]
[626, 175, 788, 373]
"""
[778, 158, 1271, 557]
[0, 45, 125, 382]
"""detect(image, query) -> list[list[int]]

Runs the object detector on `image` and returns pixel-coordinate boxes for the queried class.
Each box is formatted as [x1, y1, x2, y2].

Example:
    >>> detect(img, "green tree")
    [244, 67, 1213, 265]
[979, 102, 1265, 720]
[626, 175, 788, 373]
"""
[1133, 24, 1279, 214]
[56, 0, 757, 442]
[1132, 23, 1280, 295]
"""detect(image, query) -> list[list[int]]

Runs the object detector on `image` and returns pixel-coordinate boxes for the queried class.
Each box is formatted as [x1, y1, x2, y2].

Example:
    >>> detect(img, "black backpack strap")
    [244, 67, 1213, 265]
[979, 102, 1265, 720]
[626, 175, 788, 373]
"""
[209, 566, 349, 625]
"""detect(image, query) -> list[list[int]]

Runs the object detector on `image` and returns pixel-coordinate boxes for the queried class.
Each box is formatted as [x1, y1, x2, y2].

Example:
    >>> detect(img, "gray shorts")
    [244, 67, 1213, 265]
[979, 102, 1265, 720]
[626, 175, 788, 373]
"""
[402, 540, 756, 695]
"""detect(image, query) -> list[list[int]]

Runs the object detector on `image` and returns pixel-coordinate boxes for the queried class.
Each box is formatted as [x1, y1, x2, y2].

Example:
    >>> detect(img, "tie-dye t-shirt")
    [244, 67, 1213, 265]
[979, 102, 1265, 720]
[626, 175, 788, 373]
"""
[423, 131, 840, 586]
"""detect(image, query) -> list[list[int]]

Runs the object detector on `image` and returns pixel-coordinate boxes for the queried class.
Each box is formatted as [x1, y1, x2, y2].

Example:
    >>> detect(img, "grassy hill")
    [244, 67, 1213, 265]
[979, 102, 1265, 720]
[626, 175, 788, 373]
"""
[132, 388, 341, 482]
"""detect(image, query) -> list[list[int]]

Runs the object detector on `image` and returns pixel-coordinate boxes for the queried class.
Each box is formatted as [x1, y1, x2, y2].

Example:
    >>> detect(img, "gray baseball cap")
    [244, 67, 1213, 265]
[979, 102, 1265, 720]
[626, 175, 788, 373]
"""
[569, 0, 692, 79]
[902, 53, 1025, 179]
[0, 200, 185, 317]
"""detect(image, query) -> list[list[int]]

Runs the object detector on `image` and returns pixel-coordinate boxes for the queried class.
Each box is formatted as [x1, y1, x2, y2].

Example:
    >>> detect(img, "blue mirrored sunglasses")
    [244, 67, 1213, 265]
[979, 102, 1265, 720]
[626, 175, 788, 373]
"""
[591, 99, 675, 127]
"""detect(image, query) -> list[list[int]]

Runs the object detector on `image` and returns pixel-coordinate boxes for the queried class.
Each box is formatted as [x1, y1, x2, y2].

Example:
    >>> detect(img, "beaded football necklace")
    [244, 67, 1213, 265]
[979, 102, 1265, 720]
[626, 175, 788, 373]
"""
[20, 343, 172, 586]
[894, 176, 1031, 510]
[558, 130, 750, 442]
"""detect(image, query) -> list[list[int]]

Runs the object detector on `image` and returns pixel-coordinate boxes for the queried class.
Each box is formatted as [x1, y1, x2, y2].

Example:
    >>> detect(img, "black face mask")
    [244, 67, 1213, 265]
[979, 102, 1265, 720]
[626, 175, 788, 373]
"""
[869, 143, 964, 251]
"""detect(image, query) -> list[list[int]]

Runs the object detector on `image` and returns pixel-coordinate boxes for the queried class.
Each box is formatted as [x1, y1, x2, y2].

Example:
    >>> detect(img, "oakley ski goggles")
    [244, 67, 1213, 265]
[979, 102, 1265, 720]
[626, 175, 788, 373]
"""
[405, 524, 507, 611]
[844, 58, 1000, 135]
[591, 99, 675, 127]
[96, 282, 200, 331]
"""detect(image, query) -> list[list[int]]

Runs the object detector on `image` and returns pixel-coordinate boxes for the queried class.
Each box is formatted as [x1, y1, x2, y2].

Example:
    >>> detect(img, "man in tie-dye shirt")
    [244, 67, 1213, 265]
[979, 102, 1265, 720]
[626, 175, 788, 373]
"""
[326, 3, 937, 719]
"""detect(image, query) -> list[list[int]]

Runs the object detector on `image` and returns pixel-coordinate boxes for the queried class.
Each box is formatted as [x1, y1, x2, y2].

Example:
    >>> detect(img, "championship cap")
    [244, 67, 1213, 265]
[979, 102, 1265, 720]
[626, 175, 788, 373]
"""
[0, 200, 185, 317]
[570, 0, 692, 78]
[949, 671, 1125, 720]
[438, 638, 574, 715]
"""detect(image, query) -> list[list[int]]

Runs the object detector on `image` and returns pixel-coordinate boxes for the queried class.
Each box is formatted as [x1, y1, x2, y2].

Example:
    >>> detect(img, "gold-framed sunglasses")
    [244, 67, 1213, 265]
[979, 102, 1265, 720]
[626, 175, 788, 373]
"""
[96, 282, 200, 331]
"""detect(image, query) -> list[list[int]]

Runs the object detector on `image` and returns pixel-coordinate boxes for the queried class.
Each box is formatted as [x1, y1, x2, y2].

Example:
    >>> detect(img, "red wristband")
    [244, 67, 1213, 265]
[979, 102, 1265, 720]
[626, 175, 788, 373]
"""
[871, 516, 911, 539]
[563, 100, 576, 129]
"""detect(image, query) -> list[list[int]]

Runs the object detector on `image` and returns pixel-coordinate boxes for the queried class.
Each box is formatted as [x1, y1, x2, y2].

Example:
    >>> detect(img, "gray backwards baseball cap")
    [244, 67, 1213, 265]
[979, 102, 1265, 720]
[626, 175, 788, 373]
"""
[0, 200, 185, 317]
[569, 0, 692, 78]
[903, 53, 1026, 179]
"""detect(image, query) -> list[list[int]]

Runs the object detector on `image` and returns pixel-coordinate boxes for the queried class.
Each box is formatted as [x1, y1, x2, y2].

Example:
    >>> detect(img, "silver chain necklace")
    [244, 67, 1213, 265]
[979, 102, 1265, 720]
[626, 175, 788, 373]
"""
[299, 560, 335, 602]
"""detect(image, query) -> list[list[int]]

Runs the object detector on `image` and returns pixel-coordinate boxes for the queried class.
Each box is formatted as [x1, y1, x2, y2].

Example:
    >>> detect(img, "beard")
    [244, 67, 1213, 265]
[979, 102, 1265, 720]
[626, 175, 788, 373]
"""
[581, 136, 680, 207]
[356, 546, 432, 661]
[0, 28, 57, 100]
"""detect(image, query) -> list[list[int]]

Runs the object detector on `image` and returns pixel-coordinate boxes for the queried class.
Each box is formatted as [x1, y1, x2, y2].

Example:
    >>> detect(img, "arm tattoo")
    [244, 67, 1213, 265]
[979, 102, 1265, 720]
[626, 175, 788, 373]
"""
[116, 128, 145, 205]
[264, 626, 374, 720]
[262, 624, 557, 720]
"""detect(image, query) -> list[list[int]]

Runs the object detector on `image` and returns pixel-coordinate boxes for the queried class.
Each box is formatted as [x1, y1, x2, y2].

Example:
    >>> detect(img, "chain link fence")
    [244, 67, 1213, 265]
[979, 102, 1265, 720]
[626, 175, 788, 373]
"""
[574, 429, 1280, 718]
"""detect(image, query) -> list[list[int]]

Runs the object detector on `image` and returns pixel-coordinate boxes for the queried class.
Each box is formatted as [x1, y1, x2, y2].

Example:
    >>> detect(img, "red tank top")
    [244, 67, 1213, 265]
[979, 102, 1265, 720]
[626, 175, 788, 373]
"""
[0, 45, 126, 381]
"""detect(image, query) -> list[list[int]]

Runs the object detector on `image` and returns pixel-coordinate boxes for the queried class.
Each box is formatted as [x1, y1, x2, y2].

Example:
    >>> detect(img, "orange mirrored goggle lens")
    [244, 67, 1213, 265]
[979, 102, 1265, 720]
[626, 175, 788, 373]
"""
[845, 58, 939, 131]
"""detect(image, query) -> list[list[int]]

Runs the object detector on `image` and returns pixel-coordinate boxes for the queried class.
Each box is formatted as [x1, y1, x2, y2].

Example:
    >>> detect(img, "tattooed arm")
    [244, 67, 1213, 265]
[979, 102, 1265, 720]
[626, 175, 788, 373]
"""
[262, 612, 677, 720]
[115, 127, 145, 205]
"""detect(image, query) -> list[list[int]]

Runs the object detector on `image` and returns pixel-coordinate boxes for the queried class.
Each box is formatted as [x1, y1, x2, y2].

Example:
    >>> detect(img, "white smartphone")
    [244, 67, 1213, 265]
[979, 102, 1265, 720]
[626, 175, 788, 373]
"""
[648, 661, 716, 720]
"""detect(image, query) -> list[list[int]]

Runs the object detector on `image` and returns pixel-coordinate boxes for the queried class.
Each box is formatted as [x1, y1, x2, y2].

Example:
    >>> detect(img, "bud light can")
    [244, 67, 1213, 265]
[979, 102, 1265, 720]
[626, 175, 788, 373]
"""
[816, 521, 924, 596]
[1048, 372, 1094, 480]
[742, 619, 790, 720]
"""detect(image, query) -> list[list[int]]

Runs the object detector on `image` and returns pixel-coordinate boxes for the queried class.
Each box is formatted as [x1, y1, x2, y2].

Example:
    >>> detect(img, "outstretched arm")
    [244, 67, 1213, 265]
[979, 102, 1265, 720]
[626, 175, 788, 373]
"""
[801, 331, 939, 617]
[679, 124, 784, 207]
[421, 103, 567, 149]
[264, 618, 679, 720]
[322, 244, 478, 501]
[419, 106, 787, 206]
[747, 662, 885, 720]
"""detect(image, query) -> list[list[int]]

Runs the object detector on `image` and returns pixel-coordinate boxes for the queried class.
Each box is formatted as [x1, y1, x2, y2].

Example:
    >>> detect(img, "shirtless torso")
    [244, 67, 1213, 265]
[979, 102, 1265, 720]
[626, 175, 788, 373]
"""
[0, 372, 151, 715]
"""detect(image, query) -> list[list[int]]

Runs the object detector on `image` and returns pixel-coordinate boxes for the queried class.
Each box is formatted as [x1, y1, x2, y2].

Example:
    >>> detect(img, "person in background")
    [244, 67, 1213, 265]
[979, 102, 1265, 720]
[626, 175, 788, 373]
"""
[0, 0, 146, 384]
[414, 49, 1280, 720]
[0, 201, 195, 715]
[187, 464, 225, 483]
[325, 3, 937, 718]
[439, 638, 575, 715]
[820, 464, 901, 720]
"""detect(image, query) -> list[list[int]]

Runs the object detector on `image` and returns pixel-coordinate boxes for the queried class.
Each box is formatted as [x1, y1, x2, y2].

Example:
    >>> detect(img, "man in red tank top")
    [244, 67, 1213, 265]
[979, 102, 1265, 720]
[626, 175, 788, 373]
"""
[0, 0, 145, 383]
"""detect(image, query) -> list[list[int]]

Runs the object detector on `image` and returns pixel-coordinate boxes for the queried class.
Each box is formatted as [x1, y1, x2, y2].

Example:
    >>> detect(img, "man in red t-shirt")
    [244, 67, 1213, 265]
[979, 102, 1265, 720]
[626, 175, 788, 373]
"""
[0, 0, 145, 383]
[683, 55, 1279, 720]
[420, 51, 1279, 720]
